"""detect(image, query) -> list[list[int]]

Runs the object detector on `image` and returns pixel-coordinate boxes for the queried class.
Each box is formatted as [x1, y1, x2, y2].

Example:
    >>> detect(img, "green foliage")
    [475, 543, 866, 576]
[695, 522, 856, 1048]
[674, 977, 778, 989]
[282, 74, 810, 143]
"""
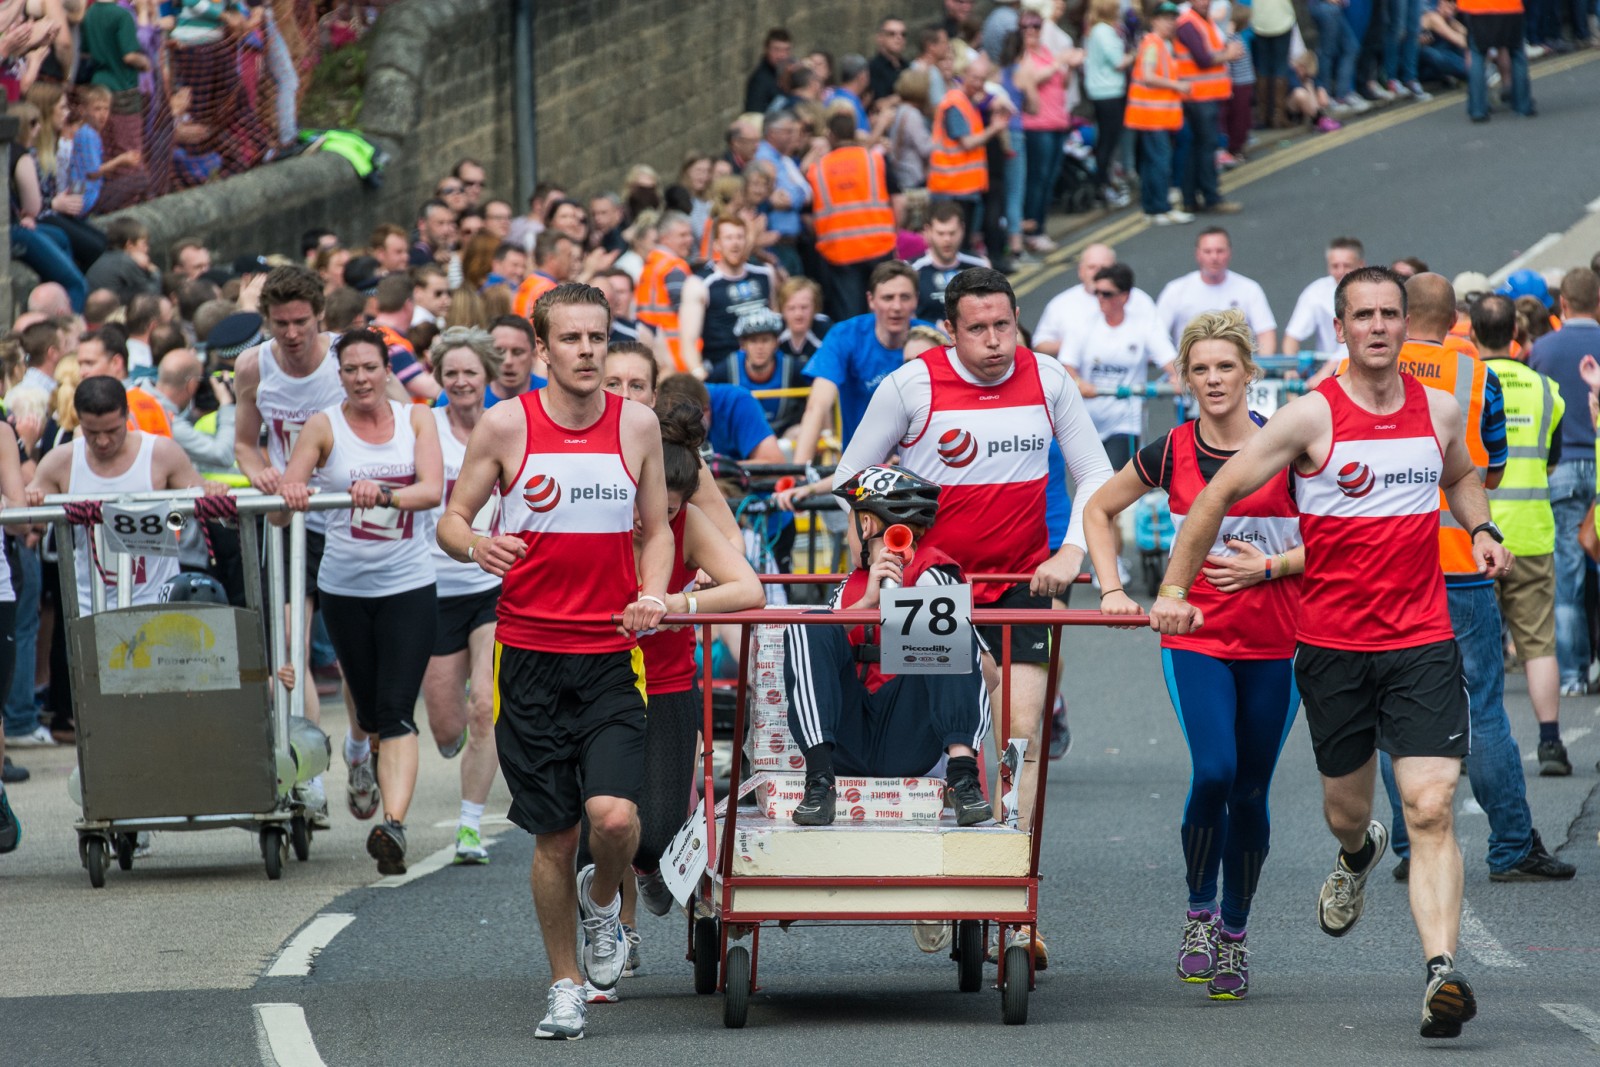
[301, 40, 368, 131]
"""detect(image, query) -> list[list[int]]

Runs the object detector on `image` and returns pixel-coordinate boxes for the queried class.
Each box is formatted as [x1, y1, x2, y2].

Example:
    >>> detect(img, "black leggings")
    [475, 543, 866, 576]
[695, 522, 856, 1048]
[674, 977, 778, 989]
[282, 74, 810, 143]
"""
[320, 585, 437, 740]
[1092, 97, 1126, 190]
[578, 685, 701, 874]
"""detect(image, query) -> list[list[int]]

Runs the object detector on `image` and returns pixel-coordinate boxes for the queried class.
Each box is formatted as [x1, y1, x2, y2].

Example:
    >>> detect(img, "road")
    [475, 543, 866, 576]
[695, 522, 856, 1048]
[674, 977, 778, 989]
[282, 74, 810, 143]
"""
[3, 53, 1600, 1067]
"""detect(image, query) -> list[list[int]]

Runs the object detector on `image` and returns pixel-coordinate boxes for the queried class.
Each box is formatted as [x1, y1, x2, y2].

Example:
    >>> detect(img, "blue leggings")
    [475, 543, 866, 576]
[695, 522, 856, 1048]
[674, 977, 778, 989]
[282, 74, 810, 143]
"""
[1161, 649, 1299, 929]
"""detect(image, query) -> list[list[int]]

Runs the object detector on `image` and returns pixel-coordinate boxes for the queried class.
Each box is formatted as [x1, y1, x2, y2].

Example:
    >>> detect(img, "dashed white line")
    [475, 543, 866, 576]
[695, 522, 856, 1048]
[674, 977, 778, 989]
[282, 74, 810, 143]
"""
[370, 836, 498, 888]
[1587, 194, 1600, 214]
[265, 913, 356, 978]
[1460, 901, 1526, 968]
[1543, 1003, 1600, 1046]
[254, 1003, 328, 1067]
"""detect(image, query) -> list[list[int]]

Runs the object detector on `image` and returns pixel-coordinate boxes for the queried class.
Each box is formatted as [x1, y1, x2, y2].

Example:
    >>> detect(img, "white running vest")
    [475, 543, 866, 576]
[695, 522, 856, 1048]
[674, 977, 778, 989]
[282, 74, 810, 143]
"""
[316, 401, 433, 598]
[256, 335, 342, 533]
[427, 407, 500, 598]
[69, 433, 178, 615]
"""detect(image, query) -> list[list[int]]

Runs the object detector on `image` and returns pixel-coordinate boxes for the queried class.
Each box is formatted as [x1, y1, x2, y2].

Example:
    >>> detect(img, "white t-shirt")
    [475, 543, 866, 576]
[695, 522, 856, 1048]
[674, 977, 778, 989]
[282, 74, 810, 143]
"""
[1155, 270, 1277, 347]
[1059, 311, 1177, 437]
[1284, 274, 1347, 360]
[1033, 283, 1157, 352]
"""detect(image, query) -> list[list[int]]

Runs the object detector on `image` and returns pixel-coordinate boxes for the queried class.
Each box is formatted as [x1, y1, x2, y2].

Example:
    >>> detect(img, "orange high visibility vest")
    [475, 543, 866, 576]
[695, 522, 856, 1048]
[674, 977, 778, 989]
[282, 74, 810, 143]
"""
[806, 146, 898, 265]
[1174, 10, 1232, 101]
[1457, 0, 1521, 13]
[1125, 34, 1183, 131]
[126, 387, 171, 437]
[512, 272, 559, 320]
[635, 248, 697, 372]
[1400, 341, 1492, 578]
[926, 89, 990, 197]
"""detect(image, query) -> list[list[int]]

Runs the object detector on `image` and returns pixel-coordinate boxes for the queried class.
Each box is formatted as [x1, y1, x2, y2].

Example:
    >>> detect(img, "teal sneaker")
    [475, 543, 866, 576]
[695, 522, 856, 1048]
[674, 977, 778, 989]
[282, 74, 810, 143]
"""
[453, 824, 489, 865]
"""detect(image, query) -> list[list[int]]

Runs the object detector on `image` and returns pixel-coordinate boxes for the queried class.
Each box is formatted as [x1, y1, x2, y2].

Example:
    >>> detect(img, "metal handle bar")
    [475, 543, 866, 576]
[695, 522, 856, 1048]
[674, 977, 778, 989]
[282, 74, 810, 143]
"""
[1106, 380, 1312, 399]
[619, 608, 1150, 626]
[0, 490, 357, 529]
[756, 572, 1094, 585]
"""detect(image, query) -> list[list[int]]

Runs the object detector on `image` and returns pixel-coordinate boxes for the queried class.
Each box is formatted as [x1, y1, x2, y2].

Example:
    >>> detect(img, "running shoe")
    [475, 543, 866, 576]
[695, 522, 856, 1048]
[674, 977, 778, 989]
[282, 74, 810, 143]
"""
[535, 979, 587, 1040]
[792, 774, 836, 826]
[1318, 821, 1387, 937]
[135, 831, 154, 859]
[582, 980, 619, 1004]
[1, 756, 29, 784]
[1048, 699, 1072, 760]
[1420, 957, 1477, 1038]
[946, 773, 994, 826]
[367, 819, 407, 876]
[437, 725, 469, 760]
[1012, 926, 1049, 970]
[1560, 679, 1591, 696]
[913, 920, 953, 953]
[1488, 829, 1576, 881]
[1393, 856, 1410, 882]
[1315, 116, 1343, 132]
[576, 863, 628, 990]
[1208, 930, 1248, 1000]
[621, 924, 641, 977]
[0, 787, 19, 853]
[1537, 740, 1572, 777]
[297, 778, 331, 830]
[1404, 81, 1433, 100]
[636, 866, 674, 917]
[6, 725, 55, 747]
[346, 752, 380, 821]
[1178, 910, 1220, 982]
[453, 824, 489, 864]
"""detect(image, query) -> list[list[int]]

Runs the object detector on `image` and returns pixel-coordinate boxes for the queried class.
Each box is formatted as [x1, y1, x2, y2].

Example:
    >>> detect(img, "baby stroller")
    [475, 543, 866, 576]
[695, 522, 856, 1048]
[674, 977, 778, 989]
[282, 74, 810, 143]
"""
[1053, 129, 1099, 216]
[1134, 489, 1175, 597]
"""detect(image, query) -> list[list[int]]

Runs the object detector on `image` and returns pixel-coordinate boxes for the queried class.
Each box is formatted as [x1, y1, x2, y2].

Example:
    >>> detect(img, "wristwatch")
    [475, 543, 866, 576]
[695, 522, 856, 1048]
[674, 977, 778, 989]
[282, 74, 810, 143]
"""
[1470, 521, 1504, 544]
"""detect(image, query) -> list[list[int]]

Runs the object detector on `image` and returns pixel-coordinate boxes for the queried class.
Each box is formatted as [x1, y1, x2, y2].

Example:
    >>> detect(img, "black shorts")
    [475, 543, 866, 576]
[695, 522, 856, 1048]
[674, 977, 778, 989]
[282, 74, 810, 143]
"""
[433, 586, 499, 657]
[1466, 11, 1523, 51]
[1294, 639, 1470, 778]
[977, 582, 1054, 665]
[493, 645, 648, 835]
[1102, 433, 1140, 471]
[304, 529, 325, 606]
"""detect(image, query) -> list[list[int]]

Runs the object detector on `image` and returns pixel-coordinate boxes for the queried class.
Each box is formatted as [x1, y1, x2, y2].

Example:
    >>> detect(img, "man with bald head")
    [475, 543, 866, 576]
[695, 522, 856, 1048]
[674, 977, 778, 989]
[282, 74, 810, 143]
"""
[1031, 243, 1156, 357]
[26, 282, 74, 321]
[146, 348, 237, 473]
[1370, 273, 1572, 884]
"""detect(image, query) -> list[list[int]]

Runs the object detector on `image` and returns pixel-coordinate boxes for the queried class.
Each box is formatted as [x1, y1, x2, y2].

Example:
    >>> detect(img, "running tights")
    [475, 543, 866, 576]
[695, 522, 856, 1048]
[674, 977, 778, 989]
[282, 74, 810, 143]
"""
[1160, 649, 1299, 930]
[320, 585, 436, 740]
[578, 686, 700, 874]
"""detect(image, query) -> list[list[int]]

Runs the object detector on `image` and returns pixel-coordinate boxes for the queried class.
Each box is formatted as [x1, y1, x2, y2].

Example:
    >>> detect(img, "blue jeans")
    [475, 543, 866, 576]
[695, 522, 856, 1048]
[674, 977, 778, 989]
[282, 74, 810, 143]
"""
[1380, 584, 1534, 872]
[1419, 43, 1468, 82]
[1549, 460, 1593, 687]
[1137, 130, 1174, 216]
[1386, 0, 1423, 82]
[12, 224, 87, 312]
[2, 544, 41, 738]
[1468, 21, 1531, 117]
[1177, 101, 1221, 210]
[1253, 31, 1293, 80]
[1022, 128, 1067, 232]
[1311, 0, 1361, 98]
[1005, 131, 1027, 239]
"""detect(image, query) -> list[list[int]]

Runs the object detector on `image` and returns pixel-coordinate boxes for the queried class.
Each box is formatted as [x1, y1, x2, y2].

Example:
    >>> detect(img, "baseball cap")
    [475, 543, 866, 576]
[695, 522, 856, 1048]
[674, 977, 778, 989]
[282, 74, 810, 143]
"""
[1450, 270, 1491, 305]
[231, 254, 272, 278]
[1152, 2, 1181, 16]
[1498, 268, 1553, 309]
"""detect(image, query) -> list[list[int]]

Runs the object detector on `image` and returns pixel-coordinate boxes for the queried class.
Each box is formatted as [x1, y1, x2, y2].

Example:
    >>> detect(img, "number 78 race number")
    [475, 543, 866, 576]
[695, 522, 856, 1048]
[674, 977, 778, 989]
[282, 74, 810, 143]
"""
[878, 584, 974, 675]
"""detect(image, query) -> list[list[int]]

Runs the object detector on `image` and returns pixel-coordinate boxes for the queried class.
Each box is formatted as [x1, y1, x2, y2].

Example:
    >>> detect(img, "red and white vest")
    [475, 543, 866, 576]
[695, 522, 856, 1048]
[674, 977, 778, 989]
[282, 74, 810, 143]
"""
[1293, 375, 1454, 651]
[639, 506, 698, 694]
[898, 346, 1053, 604]
[837, 545, 964, 692]
[496, 390, 639, 653]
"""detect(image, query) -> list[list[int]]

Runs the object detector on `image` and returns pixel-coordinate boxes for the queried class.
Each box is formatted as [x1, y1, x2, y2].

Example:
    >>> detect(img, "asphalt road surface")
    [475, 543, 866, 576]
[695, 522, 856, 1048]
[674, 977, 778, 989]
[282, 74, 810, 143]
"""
[4, 54, 1600, 1067]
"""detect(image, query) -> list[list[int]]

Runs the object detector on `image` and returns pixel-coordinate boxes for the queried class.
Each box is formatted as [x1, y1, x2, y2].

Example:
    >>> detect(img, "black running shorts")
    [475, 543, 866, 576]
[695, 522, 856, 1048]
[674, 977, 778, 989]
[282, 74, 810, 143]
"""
[493, 645, 648, 835]
[978, 582, 1055, 665]
[433, 586, 499, 657]
[1294, 639, 1470, 778]
[304, 529, 325, 607]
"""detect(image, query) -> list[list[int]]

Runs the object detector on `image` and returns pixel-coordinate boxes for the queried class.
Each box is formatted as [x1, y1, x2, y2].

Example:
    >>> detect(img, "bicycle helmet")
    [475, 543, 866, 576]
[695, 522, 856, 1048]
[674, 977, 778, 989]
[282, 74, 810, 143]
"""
[704, 452, 750, 496]
[733, 308, 784, 339]
[157, 573, 229, 605]
[834, 464, 941, 526]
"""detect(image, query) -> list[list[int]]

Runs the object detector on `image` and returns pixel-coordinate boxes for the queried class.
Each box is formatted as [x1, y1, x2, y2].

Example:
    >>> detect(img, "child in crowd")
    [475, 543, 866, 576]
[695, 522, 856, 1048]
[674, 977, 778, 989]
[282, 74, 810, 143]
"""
[1221, 3, 1255, 164]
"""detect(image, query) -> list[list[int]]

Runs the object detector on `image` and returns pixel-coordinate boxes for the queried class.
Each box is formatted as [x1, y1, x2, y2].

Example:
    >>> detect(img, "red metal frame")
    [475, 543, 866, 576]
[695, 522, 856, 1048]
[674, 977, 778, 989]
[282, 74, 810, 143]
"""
[666, 602, 1149, 1006]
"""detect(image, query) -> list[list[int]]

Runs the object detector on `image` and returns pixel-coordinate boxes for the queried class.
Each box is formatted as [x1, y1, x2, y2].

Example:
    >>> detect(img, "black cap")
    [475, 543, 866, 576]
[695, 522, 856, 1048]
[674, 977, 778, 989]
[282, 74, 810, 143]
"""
[205, 311, 265, 363]
[231, 254, 272, 278]
[342, 255, 383, 294]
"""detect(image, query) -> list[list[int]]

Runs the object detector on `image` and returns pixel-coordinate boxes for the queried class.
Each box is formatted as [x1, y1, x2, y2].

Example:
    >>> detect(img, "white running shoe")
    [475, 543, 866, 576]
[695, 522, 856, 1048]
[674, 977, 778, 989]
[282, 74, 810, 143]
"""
[535, 979, 587, 1039]
[621, 924, 642, 977]
[7, 725, 56, 748]
[582, 980, 619, 1004]
[1164, 209, 1196, 225]
[1318, 821, 1388, 937]
[913, 920, 953, 953]
[297, 778, 330, 830]
[576, 864, 628, 990]
[345, 752, 380, 821]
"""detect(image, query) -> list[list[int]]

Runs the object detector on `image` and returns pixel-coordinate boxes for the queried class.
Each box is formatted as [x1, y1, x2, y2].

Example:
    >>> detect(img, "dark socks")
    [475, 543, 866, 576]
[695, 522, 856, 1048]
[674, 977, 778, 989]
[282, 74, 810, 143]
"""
[1539, 722, 1561, 745]
[804, 743, 835, 780]
[947, 754, 979, 783]
[1340, 835, 1376, 873]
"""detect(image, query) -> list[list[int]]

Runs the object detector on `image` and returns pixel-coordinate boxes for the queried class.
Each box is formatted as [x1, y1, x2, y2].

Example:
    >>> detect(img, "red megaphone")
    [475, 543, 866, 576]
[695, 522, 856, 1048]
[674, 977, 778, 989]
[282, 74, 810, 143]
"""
[774, 476, 795, 493]
[881, 523, 914, 588]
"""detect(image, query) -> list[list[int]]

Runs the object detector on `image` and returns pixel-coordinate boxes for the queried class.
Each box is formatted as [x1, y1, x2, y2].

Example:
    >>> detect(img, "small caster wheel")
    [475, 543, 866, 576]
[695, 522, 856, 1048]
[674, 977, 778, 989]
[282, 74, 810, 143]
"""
[115, 833, 135, 871]
[86, 837, 107, 888]
[693, 916, 720, 995]
[723, 944, 751, 1029]
[956, 920, 983, 993]
[1001, 944, 1031, 1024]
[290, 815, 310, 862]
[261, 826, 286, 880]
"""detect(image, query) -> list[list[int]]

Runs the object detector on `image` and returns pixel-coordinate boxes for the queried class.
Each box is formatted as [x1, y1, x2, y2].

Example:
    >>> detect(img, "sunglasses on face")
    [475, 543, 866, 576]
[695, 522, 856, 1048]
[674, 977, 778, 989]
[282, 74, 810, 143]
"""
[1094, 289, 1124, 299]
[439, 185, 464, 195]
[461, 179, 484, 187]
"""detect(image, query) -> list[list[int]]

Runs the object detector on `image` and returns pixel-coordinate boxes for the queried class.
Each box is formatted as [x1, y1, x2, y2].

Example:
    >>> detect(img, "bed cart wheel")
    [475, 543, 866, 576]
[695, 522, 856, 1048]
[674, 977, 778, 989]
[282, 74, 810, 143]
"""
[1001, 944, 1031, 1025]
[722, 944, 751, 1029]
[86, 837, 107, 888]
[290, 815, 310, 862]
[114, 833, 135, 871]
[261, 826, 286, 880]
[956, 921, 983, 993]
[693, 917, 720, 994]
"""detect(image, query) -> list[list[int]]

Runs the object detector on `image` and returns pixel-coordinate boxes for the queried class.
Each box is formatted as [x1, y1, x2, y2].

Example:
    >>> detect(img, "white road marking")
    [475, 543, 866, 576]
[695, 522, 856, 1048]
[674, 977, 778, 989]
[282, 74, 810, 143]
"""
[370, 836, 498, 888]
[431, 815, 512, 828]
[265, 914, 355, 978]
[254, 1003, 328, 1067]
[1460, 901, 1526, 968]
[1587, 194, 1600, 213]
[1542, 1003, 1600, 1046]
[1490, 233, 1562, 286]
[1526, 726, 1591, 760]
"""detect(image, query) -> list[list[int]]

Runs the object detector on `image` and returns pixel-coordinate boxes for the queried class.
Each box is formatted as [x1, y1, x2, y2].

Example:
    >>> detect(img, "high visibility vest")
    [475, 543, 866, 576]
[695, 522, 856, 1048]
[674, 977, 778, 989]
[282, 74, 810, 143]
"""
[512, 272, 559, 320]
[1485, 357, 1561, 556]
[806, 146, 898, 265]
[1174, 10, 1232, 102]
[1457, 0, 1521, 13]
[635, 248, 697, 372]
[1125, 34, 1183, 131]
[1400, 341, 1491, 577]
[193, 409, 251, 487]
[126, 386, 172, 438]
[926, 90, 990, 197]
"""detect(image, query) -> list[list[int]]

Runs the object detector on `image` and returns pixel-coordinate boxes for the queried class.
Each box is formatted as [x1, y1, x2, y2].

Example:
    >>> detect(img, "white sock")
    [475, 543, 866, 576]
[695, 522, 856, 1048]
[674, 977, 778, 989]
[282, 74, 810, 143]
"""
[459, 800, 484, 831]
[345, 735, 371, 764]
[590, 883, 622, 916]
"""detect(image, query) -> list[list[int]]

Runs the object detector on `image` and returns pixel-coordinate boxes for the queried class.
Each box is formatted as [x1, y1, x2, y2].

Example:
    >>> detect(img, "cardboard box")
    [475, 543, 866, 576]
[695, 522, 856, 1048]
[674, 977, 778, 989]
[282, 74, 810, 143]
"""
[760, 775, 945, 822]
[745, 722, 805, 771]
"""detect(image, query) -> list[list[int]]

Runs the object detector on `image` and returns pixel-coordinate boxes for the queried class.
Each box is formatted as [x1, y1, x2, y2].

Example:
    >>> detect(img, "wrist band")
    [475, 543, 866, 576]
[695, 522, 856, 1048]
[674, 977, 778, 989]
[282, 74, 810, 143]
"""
[686, 593, 698, 615]
[1157, 584, 1190, 601]
[1099, 587, 1123, 599]
[1263, 557, 1273, 581]
[467, 535, 481, 562]
[638, 594, 667, 610]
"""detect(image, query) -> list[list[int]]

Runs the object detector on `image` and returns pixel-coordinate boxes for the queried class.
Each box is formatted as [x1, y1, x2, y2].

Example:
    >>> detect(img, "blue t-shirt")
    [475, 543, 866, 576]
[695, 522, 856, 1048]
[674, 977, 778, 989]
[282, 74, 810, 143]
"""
[707, 382, 775, 459]
[1045, 441, 1071, 552]
[801, 313, 935, 447]
[1448, 367, 1509, 589]
[1529, 320, 1600, 460]
[433, 377, 546, 409]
